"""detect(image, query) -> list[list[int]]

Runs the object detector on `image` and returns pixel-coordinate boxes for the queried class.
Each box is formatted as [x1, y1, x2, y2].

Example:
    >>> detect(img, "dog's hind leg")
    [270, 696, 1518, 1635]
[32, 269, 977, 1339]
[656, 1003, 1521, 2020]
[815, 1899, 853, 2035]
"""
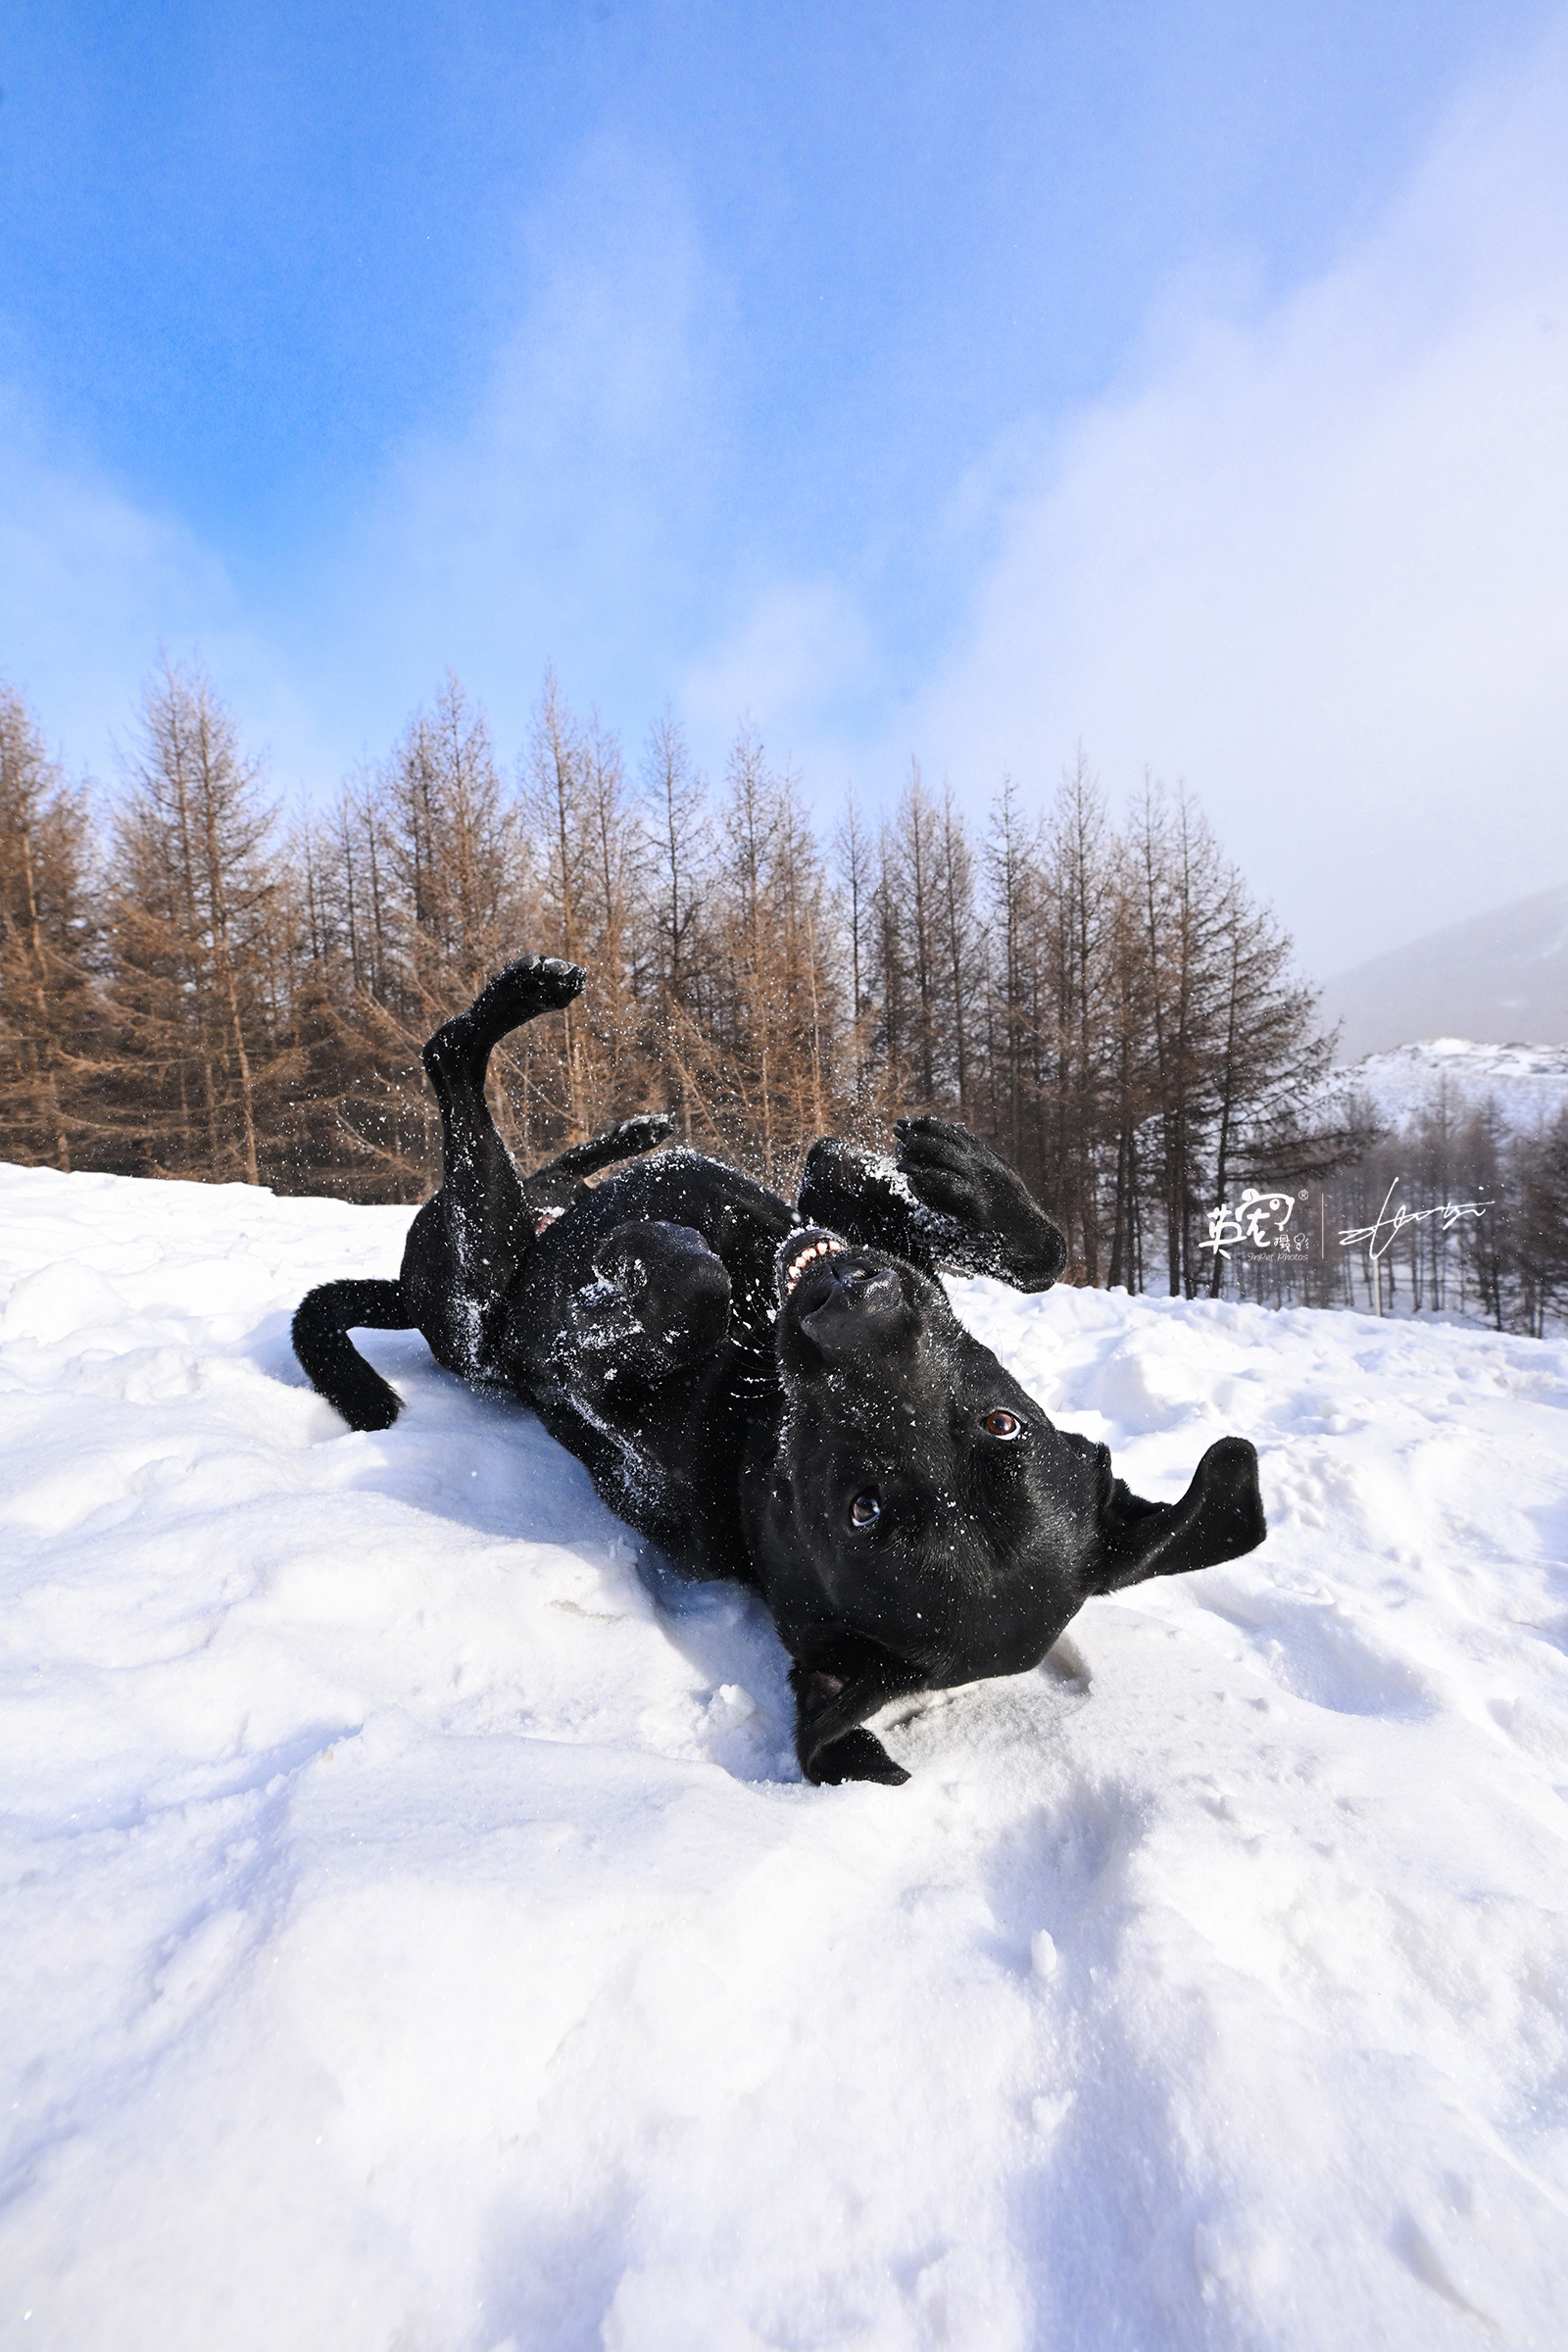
[402, 956, 586, 1383]
[294, 956, 586, 1427]
[520, 1112, 675, 1222]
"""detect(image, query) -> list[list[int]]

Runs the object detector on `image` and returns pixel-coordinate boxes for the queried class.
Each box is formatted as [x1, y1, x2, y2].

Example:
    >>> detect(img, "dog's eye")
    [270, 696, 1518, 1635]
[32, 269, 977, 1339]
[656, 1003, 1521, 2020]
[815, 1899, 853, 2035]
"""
[849, 1489, 882, 1529]
[982, 1409, 1023, 1440]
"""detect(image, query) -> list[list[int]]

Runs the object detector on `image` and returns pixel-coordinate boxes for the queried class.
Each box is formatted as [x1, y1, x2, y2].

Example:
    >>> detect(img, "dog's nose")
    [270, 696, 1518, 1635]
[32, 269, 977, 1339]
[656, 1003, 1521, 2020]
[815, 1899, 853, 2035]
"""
[799, 1261, 906, 1357]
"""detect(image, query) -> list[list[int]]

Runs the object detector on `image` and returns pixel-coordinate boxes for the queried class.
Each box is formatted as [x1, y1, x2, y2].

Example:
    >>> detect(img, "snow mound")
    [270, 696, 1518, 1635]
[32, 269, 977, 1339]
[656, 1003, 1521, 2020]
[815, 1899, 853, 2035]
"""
[3, 1163, 1568, 2350]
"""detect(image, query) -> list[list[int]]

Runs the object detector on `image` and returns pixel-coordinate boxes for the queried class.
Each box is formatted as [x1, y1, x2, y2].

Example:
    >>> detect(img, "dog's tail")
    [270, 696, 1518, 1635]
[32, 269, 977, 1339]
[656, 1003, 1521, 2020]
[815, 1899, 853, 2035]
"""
[292, 1278, 413, 1432]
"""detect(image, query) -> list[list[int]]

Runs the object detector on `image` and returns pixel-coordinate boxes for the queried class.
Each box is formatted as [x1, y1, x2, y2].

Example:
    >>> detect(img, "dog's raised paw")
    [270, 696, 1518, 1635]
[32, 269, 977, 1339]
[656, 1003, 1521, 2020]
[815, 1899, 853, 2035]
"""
[466, 956, 586, 1039]
[613, 1113, 675, 1152]
[807, 1728, 910, 1787]
[522, 956, 587, 1007]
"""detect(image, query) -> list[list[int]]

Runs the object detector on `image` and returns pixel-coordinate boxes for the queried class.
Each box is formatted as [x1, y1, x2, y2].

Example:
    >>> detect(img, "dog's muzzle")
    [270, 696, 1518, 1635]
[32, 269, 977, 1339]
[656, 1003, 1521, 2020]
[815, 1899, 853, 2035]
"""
[778, 1230, 906, 1358]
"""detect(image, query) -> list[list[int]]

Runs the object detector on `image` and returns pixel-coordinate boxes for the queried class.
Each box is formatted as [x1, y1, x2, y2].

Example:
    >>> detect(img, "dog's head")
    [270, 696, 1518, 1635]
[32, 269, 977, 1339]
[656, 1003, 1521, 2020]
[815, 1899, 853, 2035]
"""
[744, 1229, 1106, 1680]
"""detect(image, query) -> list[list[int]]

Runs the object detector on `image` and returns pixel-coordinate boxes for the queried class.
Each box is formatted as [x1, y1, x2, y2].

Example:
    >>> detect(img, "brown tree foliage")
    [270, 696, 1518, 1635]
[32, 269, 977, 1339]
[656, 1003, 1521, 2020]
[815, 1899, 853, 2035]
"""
[29, 662, 1531, 1317]
[106, 658, 279, 1182]
[0, 685, 101, 1170]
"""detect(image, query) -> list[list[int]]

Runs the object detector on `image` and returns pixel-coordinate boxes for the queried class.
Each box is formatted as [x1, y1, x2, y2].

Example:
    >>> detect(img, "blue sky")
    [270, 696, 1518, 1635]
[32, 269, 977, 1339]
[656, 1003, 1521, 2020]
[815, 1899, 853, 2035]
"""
[3, 0, 1565, 976]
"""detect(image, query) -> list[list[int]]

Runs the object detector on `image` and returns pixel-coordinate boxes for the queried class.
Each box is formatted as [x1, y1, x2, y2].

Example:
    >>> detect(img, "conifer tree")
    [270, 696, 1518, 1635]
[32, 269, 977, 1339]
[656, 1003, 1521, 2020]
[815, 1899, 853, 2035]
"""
[108, 659, 277, 1181]
[0, 683, 100, 1169]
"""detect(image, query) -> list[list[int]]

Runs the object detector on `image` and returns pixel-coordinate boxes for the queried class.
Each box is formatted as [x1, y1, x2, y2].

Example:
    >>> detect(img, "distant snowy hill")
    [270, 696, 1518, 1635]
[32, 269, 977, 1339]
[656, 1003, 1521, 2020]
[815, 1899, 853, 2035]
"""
[4, 1165, 1568, 2348]
[1319, 882, 1568, 1058]
[1336, 1036, 1568, 1137]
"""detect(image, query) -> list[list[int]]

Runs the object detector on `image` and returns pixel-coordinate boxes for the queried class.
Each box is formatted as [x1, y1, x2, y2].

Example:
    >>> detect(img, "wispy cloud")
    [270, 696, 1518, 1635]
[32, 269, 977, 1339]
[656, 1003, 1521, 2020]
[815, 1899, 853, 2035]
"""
[0, 394, 219, 766]
[0, 136, 723, 791]
[296, 137, 725, 761]
[705, 19, 1568, 977]
[6, 19, 1565, 985]
[0, 392, 331, 790]
[680, 580, 878, 766]
[866, 19, 1568, 974]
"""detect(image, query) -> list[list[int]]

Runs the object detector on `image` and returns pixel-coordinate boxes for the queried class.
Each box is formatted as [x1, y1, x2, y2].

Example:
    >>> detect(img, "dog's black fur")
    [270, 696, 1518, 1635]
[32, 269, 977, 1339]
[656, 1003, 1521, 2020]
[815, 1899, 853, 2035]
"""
[293, 956, 1266, 1785]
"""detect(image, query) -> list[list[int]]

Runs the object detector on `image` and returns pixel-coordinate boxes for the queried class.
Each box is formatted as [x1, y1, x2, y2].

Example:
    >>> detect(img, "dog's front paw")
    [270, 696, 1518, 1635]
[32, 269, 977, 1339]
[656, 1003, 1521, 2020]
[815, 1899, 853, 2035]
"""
[892, 1117, 1018, 1223]
[805, 1727, 910, 1787]
[893, 1118, 1065, 1287]
[796, 1136, 882, 1230]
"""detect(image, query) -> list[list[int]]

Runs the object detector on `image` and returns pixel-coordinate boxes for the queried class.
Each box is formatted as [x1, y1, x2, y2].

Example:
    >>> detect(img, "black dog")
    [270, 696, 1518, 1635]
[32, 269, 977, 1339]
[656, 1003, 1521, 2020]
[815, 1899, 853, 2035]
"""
[294, 956, 1265, 1785]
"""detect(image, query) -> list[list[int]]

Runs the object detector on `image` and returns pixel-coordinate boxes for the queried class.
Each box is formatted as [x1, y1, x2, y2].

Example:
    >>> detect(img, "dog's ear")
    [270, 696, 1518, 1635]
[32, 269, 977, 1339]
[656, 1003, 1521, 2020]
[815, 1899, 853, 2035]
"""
[1084, 1437, 1265, 1595]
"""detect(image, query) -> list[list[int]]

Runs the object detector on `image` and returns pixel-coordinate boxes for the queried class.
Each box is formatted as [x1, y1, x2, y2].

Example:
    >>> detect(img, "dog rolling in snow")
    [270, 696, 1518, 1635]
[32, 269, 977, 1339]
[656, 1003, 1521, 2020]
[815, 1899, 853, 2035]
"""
[293, 956, 1266, 1786]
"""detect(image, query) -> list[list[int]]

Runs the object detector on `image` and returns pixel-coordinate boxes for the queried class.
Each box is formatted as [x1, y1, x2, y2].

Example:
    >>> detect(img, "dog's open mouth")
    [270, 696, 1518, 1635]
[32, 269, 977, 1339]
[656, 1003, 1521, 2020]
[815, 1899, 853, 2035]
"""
[778, 1230, 847, 1299]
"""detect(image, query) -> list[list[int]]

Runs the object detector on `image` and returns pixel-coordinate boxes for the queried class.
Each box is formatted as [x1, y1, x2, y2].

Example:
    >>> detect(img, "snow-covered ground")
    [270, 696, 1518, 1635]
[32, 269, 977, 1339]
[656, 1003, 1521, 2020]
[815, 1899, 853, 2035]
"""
[4, 1162, 1568, 2352]
[1339, 1037, 1568, 1137]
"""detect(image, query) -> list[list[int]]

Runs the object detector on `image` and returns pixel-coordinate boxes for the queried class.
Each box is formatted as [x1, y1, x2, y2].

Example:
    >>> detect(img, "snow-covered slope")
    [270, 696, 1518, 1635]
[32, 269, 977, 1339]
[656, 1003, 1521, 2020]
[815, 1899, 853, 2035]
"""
[4, 1164, 1568, 2351]
[1319, 882, 1568, 1059]
[1339, 1036, 1568, 1137]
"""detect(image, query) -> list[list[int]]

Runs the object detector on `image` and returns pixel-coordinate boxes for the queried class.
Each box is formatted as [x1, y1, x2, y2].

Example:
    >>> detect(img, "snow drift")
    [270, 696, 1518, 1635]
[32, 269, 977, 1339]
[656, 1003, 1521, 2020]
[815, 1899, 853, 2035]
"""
[3, 1163, 1567, 2350]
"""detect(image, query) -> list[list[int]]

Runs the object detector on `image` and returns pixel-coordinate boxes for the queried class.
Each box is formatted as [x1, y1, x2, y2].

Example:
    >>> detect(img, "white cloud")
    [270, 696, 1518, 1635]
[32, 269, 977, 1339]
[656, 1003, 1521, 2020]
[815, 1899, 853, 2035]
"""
[7, 22, 1566, 980]
[0, 395, 216, 767]
[873, 18, 1568, 976]
[300, 139, 722, 760]
[679, 580, 877, 770]
[0, 394, 328, 791]
[0, 137, 719, 794]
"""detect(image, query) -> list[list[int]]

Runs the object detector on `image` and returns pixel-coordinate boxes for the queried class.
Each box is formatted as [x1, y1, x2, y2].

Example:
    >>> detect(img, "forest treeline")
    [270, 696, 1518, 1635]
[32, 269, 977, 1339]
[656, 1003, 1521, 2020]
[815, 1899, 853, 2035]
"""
[3, 660, 1563, 1327]
[1209, 1087, 1568, 1339]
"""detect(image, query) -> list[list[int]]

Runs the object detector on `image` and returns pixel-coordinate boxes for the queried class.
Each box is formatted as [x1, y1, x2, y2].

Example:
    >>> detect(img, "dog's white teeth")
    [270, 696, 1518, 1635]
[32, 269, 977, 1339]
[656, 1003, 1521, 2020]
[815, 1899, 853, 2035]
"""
[785, 1233, 846, 1294]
